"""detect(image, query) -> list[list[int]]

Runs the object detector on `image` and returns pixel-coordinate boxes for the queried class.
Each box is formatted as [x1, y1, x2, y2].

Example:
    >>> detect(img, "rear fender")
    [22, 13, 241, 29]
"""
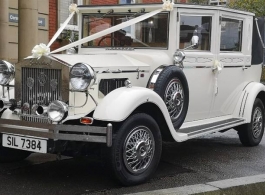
[233, 82, 265, 123]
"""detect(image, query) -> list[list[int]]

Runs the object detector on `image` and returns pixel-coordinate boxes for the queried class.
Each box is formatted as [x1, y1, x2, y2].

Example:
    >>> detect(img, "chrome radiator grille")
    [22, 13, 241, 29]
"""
[21, 67, 62, 120]
[99, 78, 127, 96]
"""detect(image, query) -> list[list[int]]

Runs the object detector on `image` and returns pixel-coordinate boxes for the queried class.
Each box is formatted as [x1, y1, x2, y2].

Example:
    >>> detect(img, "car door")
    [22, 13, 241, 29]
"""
[210, 11, 253, 117]
[177, 8, 218, 122]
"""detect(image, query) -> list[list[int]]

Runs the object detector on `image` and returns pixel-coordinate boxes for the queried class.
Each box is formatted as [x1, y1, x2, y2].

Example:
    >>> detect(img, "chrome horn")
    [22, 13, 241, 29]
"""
[36, 105, 48, 115]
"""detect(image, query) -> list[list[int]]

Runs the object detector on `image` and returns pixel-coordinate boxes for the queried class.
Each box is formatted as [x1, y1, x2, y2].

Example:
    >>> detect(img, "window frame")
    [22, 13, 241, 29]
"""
[178, 14, 213, 52]
[219, 16, 244, 53]
[177, 9, 216, 53]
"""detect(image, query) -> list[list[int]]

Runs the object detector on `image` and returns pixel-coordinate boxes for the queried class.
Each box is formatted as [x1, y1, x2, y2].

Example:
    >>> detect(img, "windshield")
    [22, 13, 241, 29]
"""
[81, 12, 169, 49]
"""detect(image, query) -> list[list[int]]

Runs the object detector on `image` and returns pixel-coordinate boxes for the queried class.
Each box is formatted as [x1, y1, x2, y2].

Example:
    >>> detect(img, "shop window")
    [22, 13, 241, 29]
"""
[220, 18, 243, 51]
[179, 15, 212, 51]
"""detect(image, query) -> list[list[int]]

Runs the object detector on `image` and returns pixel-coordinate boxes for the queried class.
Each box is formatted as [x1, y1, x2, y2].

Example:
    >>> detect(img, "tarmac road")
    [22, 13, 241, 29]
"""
[0, 129, 264, 195]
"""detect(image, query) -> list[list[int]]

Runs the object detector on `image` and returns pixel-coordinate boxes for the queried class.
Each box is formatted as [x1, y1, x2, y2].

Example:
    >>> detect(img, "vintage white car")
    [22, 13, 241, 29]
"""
[0, 2, 264, 185]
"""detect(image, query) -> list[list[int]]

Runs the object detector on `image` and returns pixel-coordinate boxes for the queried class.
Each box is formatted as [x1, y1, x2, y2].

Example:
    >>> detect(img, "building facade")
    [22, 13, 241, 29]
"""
[0, 0, 49, 63]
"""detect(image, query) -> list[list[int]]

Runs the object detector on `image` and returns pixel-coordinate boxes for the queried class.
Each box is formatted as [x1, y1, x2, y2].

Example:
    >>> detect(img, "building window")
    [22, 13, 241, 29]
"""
[119, 0, 136, 4]
[179, 15, 212, 51]
[220, 18, 243, 51]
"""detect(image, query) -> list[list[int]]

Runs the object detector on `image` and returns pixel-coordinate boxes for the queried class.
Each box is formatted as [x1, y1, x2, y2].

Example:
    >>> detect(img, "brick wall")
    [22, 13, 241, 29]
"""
[49, 0, 60, 51]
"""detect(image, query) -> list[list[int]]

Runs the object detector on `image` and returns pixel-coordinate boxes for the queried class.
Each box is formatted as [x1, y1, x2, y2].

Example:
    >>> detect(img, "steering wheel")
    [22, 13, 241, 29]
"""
[98, 36, 121, 46]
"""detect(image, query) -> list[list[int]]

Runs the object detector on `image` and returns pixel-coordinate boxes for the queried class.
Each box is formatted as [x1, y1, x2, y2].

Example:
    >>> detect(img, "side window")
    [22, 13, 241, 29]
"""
[179, 15, 212, 51]
[220, 18, 243, 51]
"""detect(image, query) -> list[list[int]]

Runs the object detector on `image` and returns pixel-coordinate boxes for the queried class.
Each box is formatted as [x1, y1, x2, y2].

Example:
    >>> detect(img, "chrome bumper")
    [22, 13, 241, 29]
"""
[0, 119, 112, 147]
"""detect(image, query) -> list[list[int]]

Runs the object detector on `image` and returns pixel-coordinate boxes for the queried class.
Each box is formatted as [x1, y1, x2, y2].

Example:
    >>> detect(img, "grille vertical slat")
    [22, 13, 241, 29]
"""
[21, 67, 62, 123]
[99, 78, 127, 96]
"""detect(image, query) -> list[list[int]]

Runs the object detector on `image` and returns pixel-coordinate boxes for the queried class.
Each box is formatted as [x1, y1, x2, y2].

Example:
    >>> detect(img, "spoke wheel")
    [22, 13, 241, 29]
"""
[164, 78, 184, 120]
[252, 107, 263, 139]
[123, 126, 155, 174]
[238, 98, 265, 147]
[153, 65, 189, 129]
[108, 113, 162, 186]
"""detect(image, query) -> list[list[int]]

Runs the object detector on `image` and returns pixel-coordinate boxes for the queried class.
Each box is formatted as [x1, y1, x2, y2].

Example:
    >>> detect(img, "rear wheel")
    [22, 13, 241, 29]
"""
[238, 98, 265, 146]
[109, 113, 162, 186]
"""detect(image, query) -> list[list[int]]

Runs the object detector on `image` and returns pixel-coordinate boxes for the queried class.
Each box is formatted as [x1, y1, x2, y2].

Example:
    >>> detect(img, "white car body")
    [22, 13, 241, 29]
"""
[0, 3, 264, 185]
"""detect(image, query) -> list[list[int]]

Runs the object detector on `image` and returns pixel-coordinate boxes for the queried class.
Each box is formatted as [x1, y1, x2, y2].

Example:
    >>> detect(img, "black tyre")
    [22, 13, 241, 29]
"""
[109, 113, 162, 186]
[153, 66, 189, 129]
[238, 98, 265, 146]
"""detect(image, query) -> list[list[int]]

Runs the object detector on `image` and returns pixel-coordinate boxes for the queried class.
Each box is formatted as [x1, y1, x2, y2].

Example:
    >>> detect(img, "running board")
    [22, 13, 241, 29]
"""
[178, 118, 245, 138]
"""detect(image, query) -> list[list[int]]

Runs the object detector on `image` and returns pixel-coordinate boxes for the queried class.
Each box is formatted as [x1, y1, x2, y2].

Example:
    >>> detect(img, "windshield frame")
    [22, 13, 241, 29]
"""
[80, 11, 170, 50]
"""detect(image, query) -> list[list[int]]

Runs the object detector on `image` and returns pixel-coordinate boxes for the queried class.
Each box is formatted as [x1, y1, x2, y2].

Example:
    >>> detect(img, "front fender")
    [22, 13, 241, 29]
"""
[93, 86, 188, 142]
[233, 82, 265, 123]
[94, 86, 169, 122]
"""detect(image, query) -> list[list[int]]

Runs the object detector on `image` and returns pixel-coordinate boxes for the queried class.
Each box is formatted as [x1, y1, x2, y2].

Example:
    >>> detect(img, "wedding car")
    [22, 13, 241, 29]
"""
[0, 2, 264, 185]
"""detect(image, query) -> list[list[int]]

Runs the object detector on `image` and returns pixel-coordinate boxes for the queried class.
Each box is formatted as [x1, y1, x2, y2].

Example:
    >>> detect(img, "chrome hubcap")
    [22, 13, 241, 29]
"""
[164, 78, 184, 120]
[123, 126, 155, 174]
[252, 107, 263, 139]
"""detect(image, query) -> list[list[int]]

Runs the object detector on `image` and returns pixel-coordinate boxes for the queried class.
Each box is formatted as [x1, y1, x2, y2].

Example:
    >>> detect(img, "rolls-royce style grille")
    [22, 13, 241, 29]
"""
[99, 78, 127, 96]
[21, 67, 62, 122]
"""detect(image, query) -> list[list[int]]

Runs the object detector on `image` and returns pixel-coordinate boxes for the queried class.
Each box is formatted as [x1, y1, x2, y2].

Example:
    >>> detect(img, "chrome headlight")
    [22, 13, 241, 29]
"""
[48, 100, 68, 122]
[0, 60, 15, 85]
[174, 51, 185, 64]
[70, 63, 96, 91]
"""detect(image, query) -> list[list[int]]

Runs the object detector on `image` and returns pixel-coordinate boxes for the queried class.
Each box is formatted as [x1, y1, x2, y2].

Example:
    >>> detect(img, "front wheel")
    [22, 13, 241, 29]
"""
[109, 113, 162, 186]
[238, 98, 265, 146]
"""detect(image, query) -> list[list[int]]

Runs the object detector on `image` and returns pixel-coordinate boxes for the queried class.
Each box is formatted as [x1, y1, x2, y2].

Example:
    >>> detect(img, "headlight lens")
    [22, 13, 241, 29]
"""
[174, 51, 185, 64]
[0, 60, 15, 85]
[70, 63, 96, 91]
[48, 100, 68, 122]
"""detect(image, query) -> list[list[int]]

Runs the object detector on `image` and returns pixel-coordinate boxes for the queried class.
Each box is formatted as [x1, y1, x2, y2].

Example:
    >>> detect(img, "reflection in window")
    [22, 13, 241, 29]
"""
[220, 18, 243, 51]
[179, 16, 212, 51]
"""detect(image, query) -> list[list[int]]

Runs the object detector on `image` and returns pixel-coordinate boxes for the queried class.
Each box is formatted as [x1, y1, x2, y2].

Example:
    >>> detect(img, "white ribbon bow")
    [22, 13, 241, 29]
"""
[213, 60, 223, 95]
[31, 43, 50, 59]
[69, 3, 79, 14]
[162, 0, 174, 11]
[27, 4, 79, 59]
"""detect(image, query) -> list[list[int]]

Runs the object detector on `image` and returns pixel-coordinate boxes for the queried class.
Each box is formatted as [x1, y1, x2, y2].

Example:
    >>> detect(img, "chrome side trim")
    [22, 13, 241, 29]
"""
[183, 65, 251, 69]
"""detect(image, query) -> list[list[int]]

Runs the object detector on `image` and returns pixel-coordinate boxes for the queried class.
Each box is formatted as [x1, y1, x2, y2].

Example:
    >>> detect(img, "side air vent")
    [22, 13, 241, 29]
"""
[99, 78, 127, 96]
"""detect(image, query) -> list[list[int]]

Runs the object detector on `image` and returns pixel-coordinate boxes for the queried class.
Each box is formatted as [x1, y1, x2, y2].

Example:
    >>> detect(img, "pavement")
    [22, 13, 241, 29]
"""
[129, 174, 265, 195]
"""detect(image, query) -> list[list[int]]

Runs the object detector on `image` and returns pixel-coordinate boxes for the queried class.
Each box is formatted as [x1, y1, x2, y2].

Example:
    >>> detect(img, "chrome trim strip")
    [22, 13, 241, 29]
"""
[187, 119, 245, 137]
[242, 93, 249, 117]
[183, 65, 251, 69]
[239, 91, 246, 117]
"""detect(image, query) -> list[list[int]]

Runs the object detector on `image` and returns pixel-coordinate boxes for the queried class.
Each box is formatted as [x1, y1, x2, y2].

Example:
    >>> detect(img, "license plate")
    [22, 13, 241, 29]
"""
[2, 134, 47, 153]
